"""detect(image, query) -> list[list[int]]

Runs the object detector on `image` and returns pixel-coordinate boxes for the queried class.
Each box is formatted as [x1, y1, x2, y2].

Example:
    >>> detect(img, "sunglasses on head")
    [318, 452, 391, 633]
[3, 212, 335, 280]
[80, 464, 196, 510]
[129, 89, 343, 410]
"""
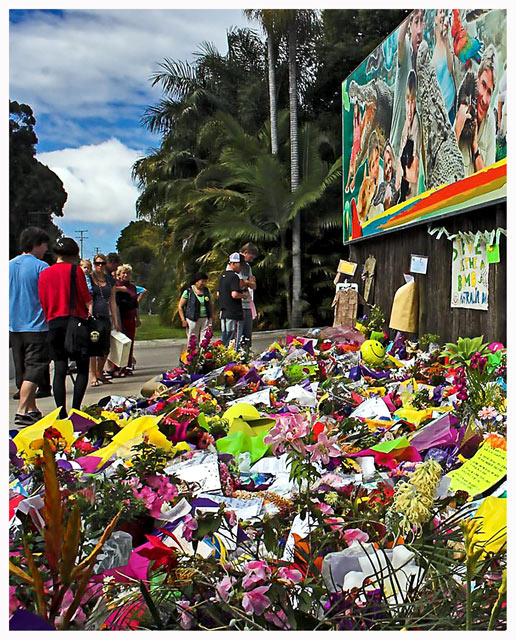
[94, 261, 106, 265]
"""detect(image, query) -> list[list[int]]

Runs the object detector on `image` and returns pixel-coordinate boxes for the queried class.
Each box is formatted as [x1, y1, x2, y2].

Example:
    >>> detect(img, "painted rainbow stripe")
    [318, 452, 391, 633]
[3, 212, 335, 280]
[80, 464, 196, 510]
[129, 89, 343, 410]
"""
[357, 159, 506, 238]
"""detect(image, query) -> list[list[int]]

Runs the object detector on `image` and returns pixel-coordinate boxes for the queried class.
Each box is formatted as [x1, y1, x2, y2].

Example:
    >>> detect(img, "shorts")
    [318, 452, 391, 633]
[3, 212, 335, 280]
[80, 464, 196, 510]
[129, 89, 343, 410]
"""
[9, 331, 50, 388]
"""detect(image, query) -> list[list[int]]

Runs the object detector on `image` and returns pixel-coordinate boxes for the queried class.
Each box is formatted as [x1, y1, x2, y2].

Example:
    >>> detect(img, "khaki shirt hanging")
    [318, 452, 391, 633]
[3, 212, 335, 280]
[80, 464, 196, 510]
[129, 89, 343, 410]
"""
[332, 288, 358, 327]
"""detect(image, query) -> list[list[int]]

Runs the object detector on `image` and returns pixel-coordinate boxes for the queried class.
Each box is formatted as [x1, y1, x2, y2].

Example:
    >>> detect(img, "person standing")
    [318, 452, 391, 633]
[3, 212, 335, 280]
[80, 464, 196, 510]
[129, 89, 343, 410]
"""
[9, 227, 51, 426]
[106, 252, 122, 281]
[38, 237, 92, 419]
[178, 271, 213, 345]
[235, 243, 258, 347]
[218, 253, 248, 347]
[113, 264, 140, 376]
[454, 44, 497, 176]
[89, 254, 120, 386]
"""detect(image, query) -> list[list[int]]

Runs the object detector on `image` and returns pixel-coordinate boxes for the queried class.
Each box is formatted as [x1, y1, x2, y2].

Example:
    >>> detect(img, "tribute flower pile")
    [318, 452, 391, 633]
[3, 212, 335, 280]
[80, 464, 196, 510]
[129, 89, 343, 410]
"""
[9, 329, 506, 630]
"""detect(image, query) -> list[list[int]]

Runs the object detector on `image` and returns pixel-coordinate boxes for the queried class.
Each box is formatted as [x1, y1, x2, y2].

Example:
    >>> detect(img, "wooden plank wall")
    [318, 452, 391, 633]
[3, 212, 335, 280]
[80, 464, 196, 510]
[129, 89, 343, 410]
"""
[344, 202, 506, 344]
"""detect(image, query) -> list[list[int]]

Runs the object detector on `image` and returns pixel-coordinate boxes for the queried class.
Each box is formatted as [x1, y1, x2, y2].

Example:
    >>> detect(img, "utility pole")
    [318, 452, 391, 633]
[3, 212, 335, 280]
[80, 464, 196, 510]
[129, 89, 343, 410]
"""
[75, 230, 88, 259]
[94, 247, 101, 256]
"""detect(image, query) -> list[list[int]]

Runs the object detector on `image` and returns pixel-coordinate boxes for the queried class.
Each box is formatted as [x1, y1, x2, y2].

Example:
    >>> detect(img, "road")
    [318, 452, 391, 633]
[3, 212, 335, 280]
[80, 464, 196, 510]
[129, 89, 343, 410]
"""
[8, 330, 302, 426]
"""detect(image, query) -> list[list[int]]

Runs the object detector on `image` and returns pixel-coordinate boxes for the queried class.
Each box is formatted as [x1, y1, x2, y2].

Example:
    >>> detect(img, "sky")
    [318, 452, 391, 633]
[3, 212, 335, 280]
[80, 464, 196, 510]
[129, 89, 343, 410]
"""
[9, 6, 254, 257]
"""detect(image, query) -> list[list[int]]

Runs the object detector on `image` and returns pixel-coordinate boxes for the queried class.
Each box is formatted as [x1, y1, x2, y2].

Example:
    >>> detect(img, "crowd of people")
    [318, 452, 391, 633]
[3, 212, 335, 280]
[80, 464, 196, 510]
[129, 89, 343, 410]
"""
[10, 230, 259, 427]
[9, 228, 141, 425]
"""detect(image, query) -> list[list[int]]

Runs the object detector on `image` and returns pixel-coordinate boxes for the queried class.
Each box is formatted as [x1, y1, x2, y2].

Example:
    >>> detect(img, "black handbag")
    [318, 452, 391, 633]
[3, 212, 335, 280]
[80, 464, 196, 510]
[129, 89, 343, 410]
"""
[64, 265, 101, 358]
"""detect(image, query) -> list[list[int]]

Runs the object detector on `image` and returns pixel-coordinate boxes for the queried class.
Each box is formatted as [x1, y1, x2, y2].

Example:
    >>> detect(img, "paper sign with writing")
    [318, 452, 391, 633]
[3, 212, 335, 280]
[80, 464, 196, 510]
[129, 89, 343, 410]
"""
[446, 443, 506, 496]
[451, 238, 488, 310]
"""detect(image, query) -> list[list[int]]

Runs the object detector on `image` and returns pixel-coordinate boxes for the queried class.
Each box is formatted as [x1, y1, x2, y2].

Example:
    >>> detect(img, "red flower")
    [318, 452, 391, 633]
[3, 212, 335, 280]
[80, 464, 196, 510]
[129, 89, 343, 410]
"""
[213, 340, 223, 347]
[137, 535, 178, 579]
[43, 427, 62, 440]
[204, 352, 213, 359]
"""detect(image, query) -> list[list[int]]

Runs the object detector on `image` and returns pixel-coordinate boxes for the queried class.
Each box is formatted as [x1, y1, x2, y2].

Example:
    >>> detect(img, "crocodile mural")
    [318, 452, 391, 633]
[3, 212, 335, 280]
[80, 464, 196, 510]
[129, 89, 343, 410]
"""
[347, 77, 393, 171]
[342, 8, 506, 243]
[416, 39, 465, 189]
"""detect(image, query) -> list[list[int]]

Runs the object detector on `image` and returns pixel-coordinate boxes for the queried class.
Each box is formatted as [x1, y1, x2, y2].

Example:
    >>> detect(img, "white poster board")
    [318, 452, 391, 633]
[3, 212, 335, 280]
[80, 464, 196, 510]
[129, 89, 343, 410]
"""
[451, 239, 488, 311]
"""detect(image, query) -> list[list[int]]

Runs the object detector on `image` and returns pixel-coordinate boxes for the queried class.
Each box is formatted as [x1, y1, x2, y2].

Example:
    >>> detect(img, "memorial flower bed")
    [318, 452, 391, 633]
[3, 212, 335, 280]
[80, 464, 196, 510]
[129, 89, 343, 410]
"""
[9, 329, 506, 630]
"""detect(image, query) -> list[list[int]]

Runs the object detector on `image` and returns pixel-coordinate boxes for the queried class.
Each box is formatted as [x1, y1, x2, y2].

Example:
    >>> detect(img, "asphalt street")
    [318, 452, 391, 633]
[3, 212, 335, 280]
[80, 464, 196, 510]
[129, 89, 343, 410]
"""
[8, 330, 302, 426]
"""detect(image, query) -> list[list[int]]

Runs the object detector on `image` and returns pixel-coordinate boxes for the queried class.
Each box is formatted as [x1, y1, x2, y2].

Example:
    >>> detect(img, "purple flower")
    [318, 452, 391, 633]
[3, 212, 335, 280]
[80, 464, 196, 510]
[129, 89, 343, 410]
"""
[215, 576, 235, 603]
[242, 560, 271, 589]
[182, 514, 198, 541]
[242, 585, 271, 617]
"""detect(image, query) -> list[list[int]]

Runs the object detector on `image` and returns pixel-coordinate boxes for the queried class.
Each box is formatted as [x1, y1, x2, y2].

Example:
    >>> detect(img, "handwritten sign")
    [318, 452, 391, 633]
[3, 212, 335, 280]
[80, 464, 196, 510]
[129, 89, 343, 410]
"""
[451, 239, 488, 310]
[446, 443, 506, 496]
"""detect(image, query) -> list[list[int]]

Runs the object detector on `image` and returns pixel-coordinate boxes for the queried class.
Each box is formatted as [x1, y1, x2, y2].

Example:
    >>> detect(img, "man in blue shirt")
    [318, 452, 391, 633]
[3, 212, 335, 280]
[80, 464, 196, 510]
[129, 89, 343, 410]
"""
[9, 227, 50, 426]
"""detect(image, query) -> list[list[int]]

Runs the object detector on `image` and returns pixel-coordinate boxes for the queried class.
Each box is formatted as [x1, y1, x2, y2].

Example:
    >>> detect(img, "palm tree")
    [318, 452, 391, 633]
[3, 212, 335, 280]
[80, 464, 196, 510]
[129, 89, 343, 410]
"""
[243, 10, 281, 155]
[283, 9, 320, 327]
[190, 111, 341, 326]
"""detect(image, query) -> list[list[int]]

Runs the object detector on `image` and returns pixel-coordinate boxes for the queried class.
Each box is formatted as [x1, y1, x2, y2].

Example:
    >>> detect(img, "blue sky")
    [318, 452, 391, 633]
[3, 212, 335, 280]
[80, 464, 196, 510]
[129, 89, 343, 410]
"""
[9, 8, 254, 257]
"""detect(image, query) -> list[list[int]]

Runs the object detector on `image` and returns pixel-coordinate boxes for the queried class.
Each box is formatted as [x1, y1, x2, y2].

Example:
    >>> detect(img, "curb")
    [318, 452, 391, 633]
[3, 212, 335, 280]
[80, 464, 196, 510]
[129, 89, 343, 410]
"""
[134, 328, 310, 349]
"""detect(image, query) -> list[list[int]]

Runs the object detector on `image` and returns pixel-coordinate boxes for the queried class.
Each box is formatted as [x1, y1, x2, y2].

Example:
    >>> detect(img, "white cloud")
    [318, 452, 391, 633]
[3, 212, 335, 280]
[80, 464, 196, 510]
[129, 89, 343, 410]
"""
[38, 138, 142, 226]
[10, 9, 252, 119]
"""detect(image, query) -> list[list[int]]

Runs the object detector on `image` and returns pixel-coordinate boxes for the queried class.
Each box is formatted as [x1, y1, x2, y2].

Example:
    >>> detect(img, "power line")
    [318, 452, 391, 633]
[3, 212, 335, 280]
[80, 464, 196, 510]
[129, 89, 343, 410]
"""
[75, 230, 88, 259]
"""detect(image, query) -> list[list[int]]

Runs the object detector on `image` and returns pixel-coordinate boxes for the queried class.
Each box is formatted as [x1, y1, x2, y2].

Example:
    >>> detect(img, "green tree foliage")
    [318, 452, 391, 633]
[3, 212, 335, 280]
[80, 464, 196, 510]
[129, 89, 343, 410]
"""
[133, 11, 412, 328]
[9, 100, 68, 258]
[116, 220, 166, 314]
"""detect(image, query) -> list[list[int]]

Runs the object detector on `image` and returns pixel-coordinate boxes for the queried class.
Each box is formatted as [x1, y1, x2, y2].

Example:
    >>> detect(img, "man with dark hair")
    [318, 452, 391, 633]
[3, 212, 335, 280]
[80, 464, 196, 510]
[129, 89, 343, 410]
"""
[236, 242, 258, 347]
[106, 252, 122, 281]
[9, 227, 51, 425]
[218, 253, 248, 346]
[454, 44, 497, 176]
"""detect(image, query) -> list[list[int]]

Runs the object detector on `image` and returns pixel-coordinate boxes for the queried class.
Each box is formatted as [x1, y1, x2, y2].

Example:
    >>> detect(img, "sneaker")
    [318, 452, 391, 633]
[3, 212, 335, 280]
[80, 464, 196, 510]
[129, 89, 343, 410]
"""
[14, 413, 38, 426]
[36, 388, 52, 399]
[12, 390, 20, 400]
[27, 410, 43, 421]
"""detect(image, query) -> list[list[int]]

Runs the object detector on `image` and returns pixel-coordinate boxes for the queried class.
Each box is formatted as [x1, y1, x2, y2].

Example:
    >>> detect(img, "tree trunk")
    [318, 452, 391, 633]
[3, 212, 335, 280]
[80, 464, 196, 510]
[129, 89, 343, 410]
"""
[267, 37, 279, 156]
[289, 20, 302, 328]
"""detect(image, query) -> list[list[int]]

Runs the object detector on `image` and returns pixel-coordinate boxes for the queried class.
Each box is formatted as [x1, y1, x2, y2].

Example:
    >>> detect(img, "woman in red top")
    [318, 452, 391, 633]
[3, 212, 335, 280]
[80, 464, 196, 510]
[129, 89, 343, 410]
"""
[39, 237, 92, 419]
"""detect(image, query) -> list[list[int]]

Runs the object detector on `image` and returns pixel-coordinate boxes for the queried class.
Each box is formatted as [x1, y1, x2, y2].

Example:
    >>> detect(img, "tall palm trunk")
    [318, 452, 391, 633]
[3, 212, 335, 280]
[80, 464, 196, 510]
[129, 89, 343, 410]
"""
[267, 36, 279, 155]
[288, 19, 302, 328]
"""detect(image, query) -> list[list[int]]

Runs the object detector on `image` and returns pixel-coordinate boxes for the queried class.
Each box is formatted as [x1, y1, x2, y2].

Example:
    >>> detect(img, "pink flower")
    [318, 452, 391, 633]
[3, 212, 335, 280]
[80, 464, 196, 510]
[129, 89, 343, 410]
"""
[242, 560, 271, 589]
[215, 576, 236, 602]
[9, 586, 21, 616]
[343, 528, 370, 547]
[478, 406, 498, 420]
[242, 585, 271, 617]
[313, 499, 334, 515]
[176, 599, 194, 629]
[263, 413, 310, 456]
[264, 608, 291, 629]
[276, 566, 303, 585]
[305, 431, 341, 465]
[182, 514, 198, 541]
[225, 510, 237, 527]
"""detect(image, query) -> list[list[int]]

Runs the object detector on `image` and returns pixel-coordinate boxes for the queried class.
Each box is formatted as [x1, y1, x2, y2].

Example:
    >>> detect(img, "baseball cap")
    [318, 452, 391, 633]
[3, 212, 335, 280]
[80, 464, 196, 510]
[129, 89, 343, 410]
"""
[229, 252, 241, 263]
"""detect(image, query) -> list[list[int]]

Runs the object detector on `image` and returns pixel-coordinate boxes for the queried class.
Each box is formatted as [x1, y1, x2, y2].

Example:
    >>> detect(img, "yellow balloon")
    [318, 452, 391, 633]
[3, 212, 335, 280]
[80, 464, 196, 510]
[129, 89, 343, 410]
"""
[361, 339, 386, 366]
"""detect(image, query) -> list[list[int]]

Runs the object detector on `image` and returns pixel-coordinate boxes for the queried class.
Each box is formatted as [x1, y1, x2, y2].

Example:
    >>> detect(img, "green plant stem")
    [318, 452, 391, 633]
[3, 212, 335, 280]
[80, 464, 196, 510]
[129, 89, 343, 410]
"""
[487, 571, 506, 631]
[465, 573, 472, 631]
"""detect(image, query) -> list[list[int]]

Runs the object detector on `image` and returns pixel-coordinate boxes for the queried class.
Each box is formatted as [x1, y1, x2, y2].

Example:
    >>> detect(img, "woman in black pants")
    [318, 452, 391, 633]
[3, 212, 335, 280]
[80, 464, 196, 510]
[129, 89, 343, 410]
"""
[38, 238, 92, 419]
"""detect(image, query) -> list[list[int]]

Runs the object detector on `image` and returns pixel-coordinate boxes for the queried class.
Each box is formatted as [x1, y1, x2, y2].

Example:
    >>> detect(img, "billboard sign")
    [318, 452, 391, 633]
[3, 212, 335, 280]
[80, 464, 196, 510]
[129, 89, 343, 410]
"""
[342, 9, 506, 243]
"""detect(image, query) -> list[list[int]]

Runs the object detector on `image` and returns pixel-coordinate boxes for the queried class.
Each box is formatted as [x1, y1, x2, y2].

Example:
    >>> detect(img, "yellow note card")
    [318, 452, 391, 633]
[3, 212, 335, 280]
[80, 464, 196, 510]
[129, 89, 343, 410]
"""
[447, 443, 507, 496]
